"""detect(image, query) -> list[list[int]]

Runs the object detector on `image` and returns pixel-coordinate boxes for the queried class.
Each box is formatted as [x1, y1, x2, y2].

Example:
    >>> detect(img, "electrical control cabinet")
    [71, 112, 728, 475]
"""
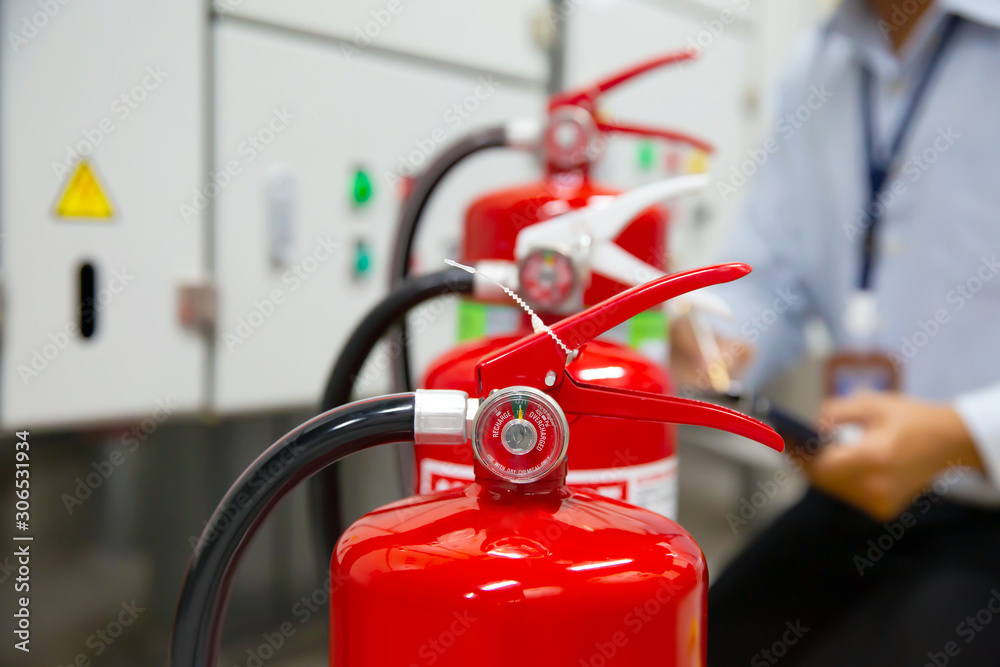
[212, 23, 544, 413]
[0, 0, 207, 428]
[212, 0, 549, 83]
[0, 0, 822, 428]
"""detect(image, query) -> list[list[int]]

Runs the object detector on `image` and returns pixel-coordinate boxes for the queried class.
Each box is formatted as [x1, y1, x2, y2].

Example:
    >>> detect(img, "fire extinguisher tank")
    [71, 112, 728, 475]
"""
[331, 483, 705, 666]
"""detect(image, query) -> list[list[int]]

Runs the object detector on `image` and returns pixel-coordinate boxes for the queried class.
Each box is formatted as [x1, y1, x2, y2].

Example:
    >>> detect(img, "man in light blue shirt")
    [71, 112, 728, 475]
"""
[670, 0, 1000, 664]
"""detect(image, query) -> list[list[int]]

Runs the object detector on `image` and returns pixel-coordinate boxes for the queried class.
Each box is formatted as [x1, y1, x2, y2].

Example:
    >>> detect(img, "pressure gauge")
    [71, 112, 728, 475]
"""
[472, 387, 569, 484]
[518, 249, 578, 312]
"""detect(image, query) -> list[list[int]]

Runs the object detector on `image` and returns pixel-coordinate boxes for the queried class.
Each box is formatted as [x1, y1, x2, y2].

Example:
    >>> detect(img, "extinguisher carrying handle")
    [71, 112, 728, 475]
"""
[548, 50, 714, 154]
[550, 50, 696, 108]
[512, 175, 726, 314]
[555, 376, 784, 451]
[474, 263, 784, 452]
[514, 174, 710, 250]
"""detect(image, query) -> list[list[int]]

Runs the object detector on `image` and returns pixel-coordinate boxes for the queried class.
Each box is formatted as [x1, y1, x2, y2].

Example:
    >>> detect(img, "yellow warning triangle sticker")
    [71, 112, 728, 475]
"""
[56, 161, 114, 219]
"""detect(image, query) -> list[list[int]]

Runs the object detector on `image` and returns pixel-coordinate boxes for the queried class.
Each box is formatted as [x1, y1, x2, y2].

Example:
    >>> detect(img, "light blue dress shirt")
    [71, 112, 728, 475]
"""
[711, 0, 1000, 503]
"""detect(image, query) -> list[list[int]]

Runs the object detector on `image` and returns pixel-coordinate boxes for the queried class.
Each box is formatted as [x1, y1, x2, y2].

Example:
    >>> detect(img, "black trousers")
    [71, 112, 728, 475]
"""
[708, 489, 1000, 666]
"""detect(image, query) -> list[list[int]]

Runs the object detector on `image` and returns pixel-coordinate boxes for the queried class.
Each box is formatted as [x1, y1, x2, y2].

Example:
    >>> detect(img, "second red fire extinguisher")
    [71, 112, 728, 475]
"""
[170, 264, 783, 667]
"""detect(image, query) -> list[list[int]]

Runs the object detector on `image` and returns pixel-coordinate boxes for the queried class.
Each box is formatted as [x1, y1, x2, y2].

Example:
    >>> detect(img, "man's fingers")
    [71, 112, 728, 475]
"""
[801, 440, 879, 506]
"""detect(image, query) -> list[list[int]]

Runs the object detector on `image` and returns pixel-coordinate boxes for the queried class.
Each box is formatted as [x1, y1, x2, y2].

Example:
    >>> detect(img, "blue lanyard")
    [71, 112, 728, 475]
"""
[858, 13, 963, 290]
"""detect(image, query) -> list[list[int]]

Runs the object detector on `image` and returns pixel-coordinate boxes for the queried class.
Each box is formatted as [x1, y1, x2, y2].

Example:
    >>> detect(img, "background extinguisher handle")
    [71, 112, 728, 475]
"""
[514, 174, 710, 252]
[550, 50, 696, 108]
[594, 118, 713, 153]
[512, 175, 722, 306]
[508, 175, 733, 318]
[547, 49, 714, 153]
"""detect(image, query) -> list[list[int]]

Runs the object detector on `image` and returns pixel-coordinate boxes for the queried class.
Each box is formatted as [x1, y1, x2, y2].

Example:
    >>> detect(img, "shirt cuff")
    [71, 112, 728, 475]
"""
[954, 384, 1000, 489]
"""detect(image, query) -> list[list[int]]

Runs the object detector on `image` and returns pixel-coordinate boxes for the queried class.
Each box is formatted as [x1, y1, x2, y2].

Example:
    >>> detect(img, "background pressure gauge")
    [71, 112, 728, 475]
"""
[518, 248, 579, 312]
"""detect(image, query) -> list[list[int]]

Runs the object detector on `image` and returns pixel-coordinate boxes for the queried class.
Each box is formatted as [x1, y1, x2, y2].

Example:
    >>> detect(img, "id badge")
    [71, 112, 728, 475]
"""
[824, 351, 900, 397]
[825, 291, 901, 397]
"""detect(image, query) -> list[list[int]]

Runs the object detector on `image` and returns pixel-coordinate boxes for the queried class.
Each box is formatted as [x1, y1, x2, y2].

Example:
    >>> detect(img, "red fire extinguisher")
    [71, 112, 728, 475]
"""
[383, 50, 715, 519]
[170, 264, 783, 667]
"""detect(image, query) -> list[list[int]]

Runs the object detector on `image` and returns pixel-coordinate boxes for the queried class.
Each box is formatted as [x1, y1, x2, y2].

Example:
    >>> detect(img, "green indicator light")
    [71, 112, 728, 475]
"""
[637, 141, 655, 171]
[352, 168, 373, 205]
[354, 240, 372, 276]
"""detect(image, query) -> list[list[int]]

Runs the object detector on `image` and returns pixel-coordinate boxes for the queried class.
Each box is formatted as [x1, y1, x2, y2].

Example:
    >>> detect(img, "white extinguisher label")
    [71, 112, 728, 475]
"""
[418, 456, 678, 520]
[567, 457, 678, 520]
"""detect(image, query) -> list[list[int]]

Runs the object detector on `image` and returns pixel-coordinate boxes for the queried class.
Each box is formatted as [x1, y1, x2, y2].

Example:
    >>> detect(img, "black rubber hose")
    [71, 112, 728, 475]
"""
[389, 124, 509, 392]
[323, 267, 475, 408]
[311, 267, 474, 565]
[169, 394, 416, 667]
[389, 126, 509, 287]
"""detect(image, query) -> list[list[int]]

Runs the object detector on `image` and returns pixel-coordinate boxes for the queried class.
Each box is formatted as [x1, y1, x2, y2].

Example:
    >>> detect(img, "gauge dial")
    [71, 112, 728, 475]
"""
[473, 387, 569, 484]
[518, 249, 577, 311]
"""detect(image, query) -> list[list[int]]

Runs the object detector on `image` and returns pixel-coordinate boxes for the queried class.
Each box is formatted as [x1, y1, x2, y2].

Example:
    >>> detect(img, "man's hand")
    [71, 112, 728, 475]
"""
[800, 392, 983, 521]
[669, 315, 754, 392]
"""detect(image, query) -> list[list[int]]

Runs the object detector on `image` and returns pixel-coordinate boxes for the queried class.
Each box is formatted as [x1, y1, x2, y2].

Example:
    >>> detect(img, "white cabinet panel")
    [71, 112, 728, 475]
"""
[215, 0, 549, 83]
[0, 0, 207, 428]
[213, 23, 543, 412]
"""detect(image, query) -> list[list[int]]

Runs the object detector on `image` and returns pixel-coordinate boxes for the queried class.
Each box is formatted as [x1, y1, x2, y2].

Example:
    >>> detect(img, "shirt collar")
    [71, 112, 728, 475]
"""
[945, 0, 1000, 29]
[828, 0, 1000, 75]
